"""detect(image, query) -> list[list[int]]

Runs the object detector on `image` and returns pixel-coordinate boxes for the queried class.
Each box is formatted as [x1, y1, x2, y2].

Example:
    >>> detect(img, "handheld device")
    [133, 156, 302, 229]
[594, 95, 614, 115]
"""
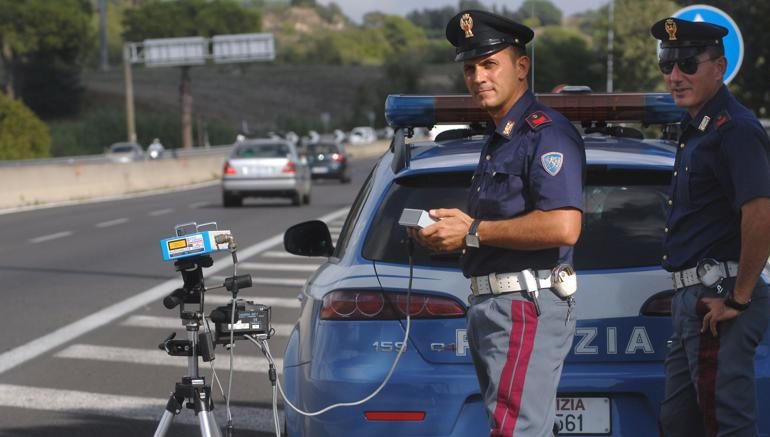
[398, 208, 437, 229]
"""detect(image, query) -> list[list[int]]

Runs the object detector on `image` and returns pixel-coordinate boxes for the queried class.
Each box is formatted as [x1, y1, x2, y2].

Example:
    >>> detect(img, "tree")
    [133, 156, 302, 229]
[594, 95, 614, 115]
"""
[674, 0, 770, 117]
[0, 92, 50, 159]
[123, 0, 261, 148]
[589, 0, 678, 92]
[514, 0, 562, 27]
[0, 0, 92, 116]
[532, 26, 603, 93]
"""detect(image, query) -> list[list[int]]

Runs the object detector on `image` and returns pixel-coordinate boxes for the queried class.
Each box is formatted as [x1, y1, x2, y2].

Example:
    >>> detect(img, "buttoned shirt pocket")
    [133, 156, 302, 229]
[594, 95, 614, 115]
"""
[686, 142, 720, 208]
[476, 157, 527, 219]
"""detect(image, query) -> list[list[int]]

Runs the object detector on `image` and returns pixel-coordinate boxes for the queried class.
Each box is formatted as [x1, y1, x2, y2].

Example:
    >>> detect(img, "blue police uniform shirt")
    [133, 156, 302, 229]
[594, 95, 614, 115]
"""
[463, 90, 585, 277]
[663, 85, 770, 271]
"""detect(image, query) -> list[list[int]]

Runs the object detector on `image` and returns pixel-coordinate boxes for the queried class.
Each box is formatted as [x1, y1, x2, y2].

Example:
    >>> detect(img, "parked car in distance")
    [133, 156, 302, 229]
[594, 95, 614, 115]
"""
[107, 142, 143, 163]
[221, 139, 311, 207]
[348, 126, 377, 144]
[304, 141, 350, 183]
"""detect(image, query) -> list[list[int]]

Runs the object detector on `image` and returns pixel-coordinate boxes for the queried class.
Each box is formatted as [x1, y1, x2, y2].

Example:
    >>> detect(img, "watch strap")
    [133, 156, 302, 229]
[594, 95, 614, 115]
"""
[724, 294, 751, 312]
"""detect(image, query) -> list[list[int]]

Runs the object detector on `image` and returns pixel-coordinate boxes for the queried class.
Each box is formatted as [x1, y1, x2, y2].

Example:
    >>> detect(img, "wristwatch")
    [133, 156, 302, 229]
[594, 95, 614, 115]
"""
[465, 219, 481, 248]
[724, 293, 751, 312]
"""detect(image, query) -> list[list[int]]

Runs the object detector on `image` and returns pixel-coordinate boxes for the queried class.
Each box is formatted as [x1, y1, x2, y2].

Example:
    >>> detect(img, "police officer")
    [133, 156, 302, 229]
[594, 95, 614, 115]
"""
[410, 10, 585, 437]
[651, 17, 770, 437]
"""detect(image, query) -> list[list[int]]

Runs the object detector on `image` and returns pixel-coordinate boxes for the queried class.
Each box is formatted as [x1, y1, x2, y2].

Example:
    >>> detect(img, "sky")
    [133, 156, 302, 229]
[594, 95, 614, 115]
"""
[317, 0, 609, 23]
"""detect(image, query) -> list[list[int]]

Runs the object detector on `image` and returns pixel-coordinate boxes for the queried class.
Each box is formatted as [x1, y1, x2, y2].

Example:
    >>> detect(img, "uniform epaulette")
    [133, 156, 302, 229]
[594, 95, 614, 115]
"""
[526, 111, 552, 130]
[715, 110, 731, 128]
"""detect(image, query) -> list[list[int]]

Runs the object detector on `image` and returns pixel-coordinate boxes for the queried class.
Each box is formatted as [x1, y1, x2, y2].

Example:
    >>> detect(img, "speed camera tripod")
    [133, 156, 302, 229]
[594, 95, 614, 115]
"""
[154, 255, 222, 437]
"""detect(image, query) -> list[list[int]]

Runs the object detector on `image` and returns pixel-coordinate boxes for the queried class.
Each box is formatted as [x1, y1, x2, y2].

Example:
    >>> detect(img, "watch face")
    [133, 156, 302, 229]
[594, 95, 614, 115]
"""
[465, 234, 479, 248]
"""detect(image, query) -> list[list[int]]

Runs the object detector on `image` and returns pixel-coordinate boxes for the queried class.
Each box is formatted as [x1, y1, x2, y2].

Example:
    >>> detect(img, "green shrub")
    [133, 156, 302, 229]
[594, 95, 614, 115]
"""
[0, 93, 51, 160]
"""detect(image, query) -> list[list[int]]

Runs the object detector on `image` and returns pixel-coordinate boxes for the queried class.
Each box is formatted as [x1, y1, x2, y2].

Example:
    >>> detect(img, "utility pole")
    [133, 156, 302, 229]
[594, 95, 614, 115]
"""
[99, 0, 109, 71]
[606, 0, 615, 92]
[123, 44, 136, 143]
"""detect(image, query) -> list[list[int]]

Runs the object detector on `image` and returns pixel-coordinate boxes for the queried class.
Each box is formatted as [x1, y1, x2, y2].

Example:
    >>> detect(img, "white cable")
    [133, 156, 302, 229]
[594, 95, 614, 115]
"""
[245, 237, 416, 418]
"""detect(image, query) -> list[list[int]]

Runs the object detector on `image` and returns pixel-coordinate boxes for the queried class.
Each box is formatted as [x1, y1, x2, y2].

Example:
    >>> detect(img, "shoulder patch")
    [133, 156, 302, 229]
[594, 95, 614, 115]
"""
[526, 111, 552, 129]
[715, 110, 731, 128]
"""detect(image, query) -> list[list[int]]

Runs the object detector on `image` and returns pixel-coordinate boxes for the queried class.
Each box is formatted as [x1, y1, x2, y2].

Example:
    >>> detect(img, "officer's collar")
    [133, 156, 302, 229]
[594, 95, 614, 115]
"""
[684, 84, 729, 132]
[494, 90, 536, 139]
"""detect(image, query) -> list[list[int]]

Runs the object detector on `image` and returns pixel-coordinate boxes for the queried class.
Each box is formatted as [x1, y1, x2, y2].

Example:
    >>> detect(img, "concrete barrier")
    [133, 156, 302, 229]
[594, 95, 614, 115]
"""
[0, 140, 391, 211]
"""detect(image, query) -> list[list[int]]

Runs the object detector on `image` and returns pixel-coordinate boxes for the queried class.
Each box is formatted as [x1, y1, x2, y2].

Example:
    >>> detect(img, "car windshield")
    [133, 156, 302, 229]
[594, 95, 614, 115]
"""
[362, 168, 671, 270]
[234, 143, 290, 158]
[110, 144, 137, 153]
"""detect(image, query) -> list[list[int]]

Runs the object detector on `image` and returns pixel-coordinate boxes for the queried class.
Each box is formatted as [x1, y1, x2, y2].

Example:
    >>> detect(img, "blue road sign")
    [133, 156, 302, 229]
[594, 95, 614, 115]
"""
[673, 5, 744, 84]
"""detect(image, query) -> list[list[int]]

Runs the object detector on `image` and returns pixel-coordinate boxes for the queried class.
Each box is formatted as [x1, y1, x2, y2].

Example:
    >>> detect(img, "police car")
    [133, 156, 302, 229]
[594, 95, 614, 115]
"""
[281, 93, 770, 436]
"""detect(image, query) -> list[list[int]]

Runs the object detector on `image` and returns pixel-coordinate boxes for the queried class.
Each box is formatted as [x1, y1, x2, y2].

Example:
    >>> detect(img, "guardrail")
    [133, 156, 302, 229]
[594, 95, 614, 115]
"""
[0, 140, 390, 211]
[0, 144, 233, 168]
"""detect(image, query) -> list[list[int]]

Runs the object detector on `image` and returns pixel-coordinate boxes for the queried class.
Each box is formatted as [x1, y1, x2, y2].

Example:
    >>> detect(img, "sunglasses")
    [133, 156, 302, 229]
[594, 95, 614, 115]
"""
[658, 57, 716, 75]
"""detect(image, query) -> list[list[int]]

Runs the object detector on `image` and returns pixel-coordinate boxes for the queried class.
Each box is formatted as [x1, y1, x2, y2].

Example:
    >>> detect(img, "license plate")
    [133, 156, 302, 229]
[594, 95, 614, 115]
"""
[312, 167, 329, 174]
[555, 397, 610, 435]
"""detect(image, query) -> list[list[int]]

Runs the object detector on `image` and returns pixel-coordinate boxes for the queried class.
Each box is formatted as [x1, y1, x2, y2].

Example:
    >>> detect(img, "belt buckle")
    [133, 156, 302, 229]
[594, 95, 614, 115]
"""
[487, 273, 501, 295]
[696, 258, 725, 288]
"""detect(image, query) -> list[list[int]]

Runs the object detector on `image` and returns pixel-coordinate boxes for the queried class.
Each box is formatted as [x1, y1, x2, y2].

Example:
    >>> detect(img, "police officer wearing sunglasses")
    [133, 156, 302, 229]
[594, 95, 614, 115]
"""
[651, 17, 770, 437]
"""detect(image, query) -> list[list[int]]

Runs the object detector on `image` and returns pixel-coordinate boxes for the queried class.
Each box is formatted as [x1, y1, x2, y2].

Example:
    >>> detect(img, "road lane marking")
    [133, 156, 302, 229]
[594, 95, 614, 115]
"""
[122, 315, 293, 335]
[149, 208, 174, 216]
[0, 207, 348, 375]
[96, 217, 129, 228]
[203, 295, 301, 308]
[29, 231, 73, 244]
[260, 250, 326, 260]
[0, 384, 282, 432]
[209, 275, 307, 287]
[239, 262, 320, 272]
[188, 201, 210, 208]
[54, 344, 283, 374]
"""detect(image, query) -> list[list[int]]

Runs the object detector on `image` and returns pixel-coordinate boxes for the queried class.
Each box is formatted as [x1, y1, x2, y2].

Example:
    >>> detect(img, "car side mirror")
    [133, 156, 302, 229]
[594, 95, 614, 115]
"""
[284, 220, 334, 257]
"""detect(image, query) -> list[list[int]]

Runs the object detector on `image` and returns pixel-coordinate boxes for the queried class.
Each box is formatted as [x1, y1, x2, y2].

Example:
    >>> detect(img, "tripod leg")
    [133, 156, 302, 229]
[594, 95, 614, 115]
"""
[194, 388, 222, 437]
[154, 393, 183, 437]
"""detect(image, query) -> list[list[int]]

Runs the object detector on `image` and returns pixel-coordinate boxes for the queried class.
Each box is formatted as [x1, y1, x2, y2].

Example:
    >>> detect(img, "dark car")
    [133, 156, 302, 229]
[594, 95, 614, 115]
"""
[280, 92, 770, 436]
[304, 141, 351, 183]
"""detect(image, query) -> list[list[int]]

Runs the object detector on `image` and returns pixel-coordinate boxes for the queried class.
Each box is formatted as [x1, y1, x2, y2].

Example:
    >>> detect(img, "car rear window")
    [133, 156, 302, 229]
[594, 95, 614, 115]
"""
[306, 143, 338, 154]
[234, 143, 290, 158]
[110, 144, 137, 153]
[363, 167, 672, 271]
[363, 171, 472, 268]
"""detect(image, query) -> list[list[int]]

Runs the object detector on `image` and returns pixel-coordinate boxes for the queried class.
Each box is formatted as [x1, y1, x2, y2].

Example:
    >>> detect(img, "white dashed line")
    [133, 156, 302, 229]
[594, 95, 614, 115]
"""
[260, 250, 326, 260]
[96, 218, 129, 228]
[54, 344, 282, 374]
[149, 208, 174, 216]
[29, 231, 73, 244]
[0, 384, 282, 432]
[121, 315, 293, 335]
[239, 262, 320, 272]
[188, 201, 210, 209]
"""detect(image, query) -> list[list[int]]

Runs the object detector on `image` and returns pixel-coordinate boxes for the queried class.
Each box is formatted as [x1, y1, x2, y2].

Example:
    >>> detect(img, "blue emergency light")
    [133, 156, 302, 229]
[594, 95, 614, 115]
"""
[385, 93, 685, 128]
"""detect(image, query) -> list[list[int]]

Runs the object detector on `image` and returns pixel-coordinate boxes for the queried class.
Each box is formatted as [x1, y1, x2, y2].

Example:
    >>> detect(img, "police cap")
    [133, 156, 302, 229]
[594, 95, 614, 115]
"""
[650, 17, 728, 61]
[446, 10, 533, 62]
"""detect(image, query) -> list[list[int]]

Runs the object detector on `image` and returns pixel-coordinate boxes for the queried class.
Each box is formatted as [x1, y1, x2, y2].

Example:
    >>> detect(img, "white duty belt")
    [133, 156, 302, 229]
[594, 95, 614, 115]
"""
[471, 269, 552, 296]
[672, 261, 739, 289]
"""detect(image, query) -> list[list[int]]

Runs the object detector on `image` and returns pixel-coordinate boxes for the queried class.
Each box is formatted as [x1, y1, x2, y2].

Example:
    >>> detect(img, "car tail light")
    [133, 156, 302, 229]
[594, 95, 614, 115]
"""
[640, 290, 675, 316]
[320, 290, 465, 320]
[223, 161, 237, 175]
[331, 153, 345, 162]
[365, 411, 426, 421]
[282, 160, 296, 174]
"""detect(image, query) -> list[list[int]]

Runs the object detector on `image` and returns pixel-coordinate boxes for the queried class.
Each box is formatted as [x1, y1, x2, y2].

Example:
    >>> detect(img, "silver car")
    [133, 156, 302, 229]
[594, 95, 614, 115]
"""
[221, 139, 311, 207]
[107, 142, 144, 163]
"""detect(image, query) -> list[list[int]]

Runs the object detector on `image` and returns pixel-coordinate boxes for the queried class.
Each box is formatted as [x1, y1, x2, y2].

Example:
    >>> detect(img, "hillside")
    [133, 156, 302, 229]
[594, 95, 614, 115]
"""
[81, 62, 460, 133]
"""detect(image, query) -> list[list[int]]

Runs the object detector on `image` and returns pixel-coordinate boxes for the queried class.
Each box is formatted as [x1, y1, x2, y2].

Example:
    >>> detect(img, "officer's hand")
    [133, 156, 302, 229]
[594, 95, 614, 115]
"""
[700, 297, 740, 336]
[416, 208, 472, 252]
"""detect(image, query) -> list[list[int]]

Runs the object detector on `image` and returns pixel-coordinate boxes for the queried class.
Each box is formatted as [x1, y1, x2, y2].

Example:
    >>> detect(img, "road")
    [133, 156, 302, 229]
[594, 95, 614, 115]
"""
[0, 157, 378, 436]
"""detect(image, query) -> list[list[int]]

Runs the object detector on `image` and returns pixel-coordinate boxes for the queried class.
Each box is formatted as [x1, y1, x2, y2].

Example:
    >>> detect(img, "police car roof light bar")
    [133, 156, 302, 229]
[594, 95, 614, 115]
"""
[385, 93, 684, 128]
